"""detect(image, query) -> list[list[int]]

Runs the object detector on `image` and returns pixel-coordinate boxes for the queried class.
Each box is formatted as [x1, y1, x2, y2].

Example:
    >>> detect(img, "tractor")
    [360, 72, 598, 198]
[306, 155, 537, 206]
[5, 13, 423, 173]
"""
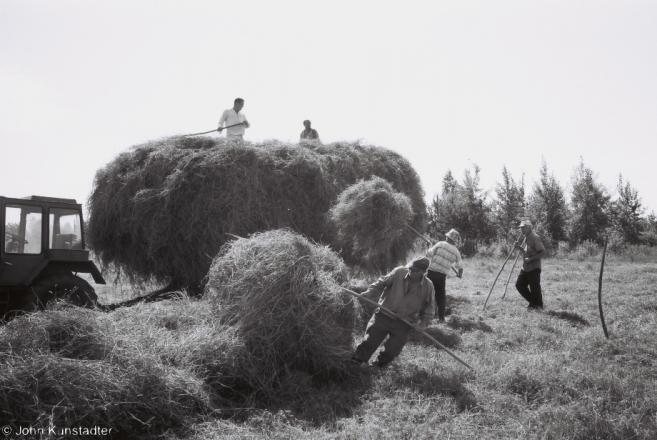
[1, 195, 105, 318]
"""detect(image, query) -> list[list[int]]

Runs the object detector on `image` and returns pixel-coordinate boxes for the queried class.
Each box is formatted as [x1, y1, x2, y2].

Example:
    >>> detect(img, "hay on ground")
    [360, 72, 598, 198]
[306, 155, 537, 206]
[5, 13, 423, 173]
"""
[328, 176, 415, 274]
[87, 137, 426, 290]
[0, 305, 216, 436]
[205, 229, 357, 403]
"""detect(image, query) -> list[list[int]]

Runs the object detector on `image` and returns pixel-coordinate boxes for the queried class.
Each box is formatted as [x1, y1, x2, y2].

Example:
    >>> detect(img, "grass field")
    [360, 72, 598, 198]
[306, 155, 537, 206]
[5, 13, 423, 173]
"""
[4, 252, 656, 439]
[166, 254, 657, 439]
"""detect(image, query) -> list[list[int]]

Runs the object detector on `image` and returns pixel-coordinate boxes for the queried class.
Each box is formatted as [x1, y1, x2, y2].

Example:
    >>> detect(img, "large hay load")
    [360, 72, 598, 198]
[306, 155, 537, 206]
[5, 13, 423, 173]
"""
[87, 137, 426, 289]
[205, 229, 356, 402]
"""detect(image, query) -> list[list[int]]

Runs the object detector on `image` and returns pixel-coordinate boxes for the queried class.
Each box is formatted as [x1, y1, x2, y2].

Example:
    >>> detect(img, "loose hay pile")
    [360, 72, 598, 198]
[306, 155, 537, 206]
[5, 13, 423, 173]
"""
[205, 229, 357, 403]
[87, 136, 426, 289]
[328, 176, 415, 273]
[0, 306, 216, 437]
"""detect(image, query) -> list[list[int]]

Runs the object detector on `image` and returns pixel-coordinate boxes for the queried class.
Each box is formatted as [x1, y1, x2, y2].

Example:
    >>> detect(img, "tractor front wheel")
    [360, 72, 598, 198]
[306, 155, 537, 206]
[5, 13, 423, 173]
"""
[22, 273, 98, 312]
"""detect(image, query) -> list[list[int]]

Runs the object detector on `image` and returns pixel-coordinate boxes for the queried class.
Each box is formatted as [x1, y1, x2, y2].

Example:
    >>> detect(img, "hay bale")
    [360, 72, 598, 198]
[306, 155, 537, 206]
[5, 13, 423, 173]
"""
[328, 176, 415, 274]
[205, 229, 357, 402]
[87, 137, 426, 289]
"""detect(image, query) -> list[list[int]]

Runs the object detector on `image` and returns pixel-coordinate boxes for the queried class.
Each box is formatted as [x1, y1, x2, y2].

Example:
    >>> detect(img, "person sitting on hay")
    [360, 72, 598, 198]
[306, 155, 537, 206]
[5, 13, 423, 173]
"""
[300, 119, 319, 140]
[426, 228, 464, 322]
[352, 256, 436, 368]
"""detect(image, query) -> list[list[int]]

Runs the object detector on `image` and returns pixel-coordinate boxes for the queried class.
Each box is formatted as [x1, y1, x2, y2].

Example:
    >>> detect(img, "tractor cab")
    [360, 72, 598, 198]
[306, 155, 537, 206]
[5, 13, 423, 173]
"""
[1, 195, 105, 317]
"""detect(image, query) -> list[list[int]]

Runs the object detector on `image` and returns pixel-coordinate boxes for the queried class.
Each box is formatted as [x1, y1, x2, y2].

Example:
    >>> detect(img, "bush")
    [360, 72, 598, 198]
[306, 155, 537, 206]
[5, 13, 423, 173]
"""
[87, 137, 426, 290]
[572, 240, 600, 261]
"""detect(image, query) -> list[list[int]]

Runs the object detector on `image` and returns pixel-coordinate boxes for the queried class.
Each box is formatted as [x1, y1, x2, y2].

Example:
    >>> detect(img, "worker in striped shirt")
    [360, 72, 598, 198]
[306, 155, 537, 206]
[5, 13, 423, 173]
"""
[426, 228, 464, 322]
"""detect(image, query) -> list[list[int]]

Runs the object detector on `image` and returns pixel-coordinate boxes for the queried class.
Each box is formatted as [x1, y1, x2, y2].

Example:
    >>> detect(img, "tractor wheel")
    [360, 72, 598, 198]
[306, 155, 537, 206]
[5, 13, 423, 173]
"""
[22, 273, 98, 312]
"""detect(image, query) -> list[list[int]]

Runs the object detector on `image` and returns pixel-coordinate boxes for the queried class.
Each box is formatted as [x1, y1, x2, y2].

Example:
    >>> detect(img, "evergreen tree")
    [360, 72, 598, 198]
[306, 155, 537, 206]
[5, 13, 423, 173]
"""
[609, 174, 644, 244]
[568, 158, 610, 245]
[641, 211, 657, 246]
[493, 166, 525, 238]
[526, 159, 569, 247]
[429, 165, 494, 242]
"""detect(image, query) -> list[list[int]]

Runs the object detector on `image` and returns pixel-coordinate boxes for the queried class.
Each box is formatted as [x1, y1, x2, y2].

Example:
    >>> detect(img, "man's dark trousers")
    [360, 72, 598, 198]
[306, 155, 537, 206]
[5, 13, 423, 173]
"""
[354, 312, 413, 367]
[426, 270, 446, 320]
[516, 269, 543, 308]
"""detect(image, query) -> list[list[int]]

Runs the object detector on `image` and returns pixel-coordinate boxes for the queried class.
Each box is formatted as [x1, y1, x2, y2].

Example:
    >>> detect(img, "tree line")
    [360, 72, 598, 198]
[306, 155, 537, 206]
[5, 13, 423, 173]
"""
[428, 158, 657, 254]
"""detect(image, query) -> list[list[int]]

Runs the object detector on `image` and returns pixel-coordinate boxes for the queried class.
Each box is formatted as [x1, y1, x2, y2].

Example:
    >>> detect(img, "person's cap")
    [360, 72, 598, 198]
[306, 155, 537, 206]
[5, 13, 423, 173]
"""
[408, 256, 430, 271]
[445, 228, 461, 242]
[517, 220, 533, 228]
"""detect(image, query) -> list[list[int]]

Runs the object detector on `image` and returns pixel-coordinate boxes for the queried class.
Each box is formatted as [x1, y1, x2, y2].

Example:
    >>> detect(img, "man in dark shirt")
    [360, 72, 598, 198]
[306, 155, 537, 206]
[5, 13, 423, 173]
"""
[300, 120, 319, 140]
[352, 256, 435, 368]
[514, 220, 546, 309]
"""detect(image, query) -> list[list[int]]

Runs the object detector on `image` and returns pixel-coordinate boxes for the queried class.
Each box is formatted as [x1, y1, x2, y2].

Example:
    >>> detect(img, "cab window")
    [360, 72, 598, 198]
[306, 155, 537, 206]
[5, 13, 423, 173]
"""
[4, 204, 43, 254]
[49, 208, 83, 250]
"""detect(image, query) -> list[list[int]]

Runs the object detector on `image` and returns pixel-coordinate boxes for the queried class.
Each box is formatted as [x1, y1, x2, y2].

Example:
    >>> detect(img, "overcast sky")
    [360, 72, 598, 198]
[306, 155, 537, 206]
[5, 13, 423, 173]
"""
[2, 0, 656, 216]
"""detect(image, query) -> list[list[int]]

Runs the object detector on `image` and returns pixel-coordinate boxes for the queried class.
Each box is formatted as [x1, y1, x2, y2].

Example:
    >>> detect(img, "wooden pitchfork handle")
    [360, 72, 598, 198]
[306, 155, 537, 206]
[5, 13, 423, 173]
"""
[405, 225, 460, 277]
[501, 243, 523, 300]
[482, 232, 524, 311]
[340, 286, 474, 371]
[184, 122, 245, 137]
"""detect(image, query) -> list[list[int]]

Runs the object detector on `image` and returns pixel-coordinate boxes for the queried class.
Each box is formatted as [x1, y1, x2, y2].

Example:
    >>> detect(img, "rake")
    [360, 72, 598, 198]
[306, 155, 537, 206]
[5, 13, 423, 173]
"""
[482, 232, 524, 311]
[341, 286, 474, 370]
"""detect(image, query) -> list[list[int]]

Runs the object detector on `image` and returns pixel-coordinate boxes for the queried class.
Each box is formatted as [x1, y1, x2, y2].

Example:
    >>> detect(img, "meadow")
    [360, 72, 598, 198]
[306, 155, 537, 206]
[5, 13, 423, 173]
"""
[2, 249, 656, 439]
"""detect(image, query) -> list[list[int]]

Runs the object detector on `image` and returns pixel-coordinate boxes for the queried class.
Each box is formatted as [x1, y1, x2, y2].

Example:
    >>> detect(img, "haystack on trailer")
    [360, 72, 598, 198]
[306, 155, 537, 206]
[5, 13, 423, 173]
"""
[0, 195, 105, 317]
[87, 137, 427, 292]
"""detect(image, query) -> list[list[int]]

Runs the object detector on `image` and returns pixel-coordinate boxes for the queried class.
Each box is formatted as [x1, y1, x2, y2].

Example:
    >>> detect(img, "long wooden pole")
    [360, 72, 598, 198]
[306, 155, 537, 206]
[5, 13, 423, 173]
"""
[405, 225, 459, 277]
[184, 122, 245, 137]
[598, 235, 609, 339]
[482, 233, 524, 311]
[340, 286, 474, 370]
[501, 237, 526, 300]
[501, 252, 521, 300]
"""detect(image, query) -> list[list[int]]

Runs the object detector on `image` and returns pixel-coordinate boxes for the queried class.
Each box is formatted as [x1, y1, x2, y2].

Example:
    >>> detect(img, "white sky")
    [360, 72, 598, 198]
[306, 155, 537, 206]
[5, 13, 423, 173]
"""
[1, 1, 656, 215]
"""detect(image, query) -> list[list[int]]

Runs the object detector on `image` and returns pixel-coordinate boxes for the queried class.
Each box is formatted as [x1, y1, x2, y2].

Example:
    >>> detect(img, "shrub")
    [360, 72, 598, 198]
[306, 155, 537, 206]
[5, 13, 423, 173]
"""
[572, 240, 600, 261]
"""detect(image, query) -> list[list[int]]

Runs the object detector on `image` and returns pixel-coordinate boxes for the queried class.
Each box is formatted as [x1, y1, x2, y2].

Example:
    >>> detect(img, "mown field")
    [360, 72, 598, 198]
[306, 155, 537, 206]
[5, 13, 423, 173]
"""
[2, 251, 656, 439]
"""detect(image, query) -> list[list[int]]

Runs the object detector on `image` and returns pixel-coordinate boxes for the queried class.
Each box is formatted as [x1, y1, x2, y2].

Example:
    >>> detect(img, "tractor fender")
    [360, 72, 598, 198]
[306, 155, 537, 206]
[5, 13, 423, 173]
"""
[22, 260, 106, 287]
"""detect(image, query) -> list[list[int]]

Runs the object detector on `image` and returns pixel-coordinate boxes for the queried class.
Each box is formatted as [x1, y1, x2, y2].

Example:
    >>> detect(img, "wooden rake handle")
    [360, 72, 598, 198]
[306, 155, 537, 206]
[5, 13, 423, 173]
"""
[482, 233, 524, 311]
[340, 286, 474, 370]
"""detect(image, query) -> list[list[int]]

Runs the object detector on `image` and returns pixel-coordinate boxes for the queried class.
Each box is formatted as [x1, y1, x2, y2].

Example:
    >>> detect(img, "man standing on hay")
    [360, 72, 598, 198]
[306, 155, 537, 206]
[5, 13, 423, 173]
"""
[514, 220, 546, 309]
[218, 98, 250, 139]
[352, 256, 436, 368]
[426, 228, 464, 322]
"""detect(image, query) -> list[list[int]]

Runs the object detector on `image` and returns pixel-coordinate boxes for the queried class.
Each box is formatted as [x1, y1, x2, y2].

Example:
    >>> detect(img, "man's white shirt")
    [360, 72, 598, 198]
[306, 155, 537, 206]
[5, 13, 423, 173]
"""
[218, 109, 249, 137]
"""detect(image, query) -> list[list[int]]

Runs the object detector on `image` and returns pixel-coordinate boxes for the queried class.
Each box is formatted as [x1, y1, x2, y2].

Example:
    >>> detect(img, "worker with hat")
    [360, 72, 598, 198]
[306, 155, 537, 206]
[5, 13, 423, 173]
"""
[514, 220, 546, 309]
[352, 256, 436, 368]
[425, 228, 464, 322]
